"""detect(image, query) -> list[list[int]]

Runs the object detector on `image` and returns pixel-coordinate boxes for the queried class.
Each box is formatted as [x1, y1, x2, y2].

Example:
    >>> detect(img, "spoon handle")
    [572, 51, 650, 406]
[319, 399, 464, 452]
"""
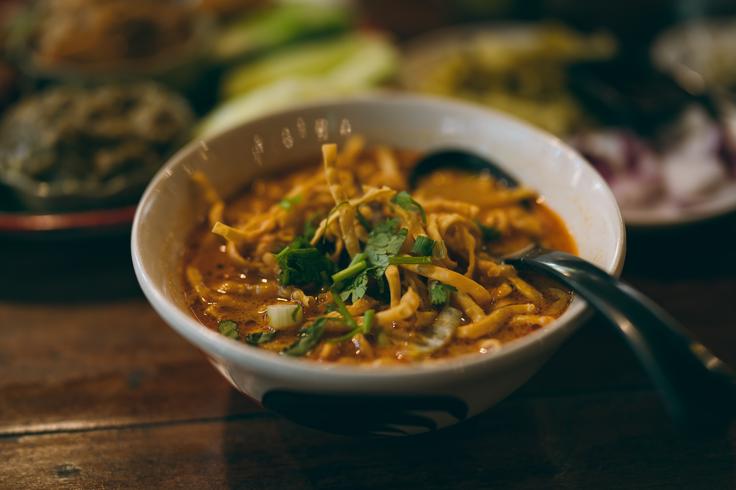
[507, 250, 735, 428]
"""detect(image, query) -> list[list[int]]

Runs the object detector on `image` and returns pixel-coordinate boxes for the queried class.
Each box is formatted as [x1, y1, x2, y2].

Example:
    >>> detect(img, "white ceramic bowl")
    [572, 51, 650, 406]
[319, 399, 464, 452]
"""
[132, 93, 626, 436]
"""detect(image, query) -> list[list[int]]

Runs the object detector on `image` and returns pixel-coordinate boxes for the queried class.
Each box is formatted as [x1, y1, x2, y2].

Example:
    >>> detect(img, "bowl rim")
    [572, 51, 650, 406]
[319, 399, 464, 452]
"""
[132, 92, 626, 384]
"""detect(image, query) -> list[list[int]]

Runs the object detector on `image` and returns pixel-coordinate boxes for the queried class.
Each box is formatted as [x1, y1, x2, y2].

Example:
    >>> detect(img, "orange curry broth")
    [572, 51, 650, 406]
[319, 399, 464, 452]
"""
[183, 151, 576, 363]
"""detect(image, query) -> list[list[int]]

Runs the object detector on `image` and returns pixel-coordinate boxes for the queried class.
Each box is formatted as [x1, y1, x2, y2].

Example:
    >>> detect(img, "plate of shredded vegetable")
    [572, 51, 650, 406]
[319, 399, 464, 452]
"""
[400, 22, 736, 227]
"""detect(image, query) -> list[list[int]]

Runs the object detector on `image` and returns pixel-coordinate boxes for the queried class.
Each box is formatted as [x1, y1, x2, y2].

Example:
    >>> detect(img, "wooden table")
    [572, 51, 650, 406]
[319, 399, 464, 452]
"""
[2, 216, 735, 489]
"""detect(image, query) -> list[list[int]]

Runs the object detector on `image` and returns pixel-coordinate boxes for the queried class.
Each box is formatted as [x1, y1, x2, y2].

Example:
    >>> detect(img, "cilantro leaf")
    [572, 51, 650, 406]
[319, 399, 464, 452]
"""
[282, 318, 327, 356]
[275, 239, 334, 287]
[217, 320, 239, 339]
[370, 218, 403, 238]
[364, 218, 408, 279]
[339, 269, 369, 303]
[392, 191, 426, 223]
[245, 330, 277, 345]
[333, 253, 369, 302]
[429, 281, 457, 306]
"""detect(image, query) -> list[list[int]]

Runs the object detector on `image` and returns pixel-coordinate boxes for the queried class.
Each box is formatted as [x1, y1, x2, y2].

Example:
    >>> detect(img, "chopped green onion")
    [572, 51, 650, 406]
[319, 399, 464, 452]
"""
[218, 319, 239, 339]
[266, 304, 303, 330]
[283, 318, 326, 356]
[245, 330, 277, 345]
[350, 252, 367, 265]
[329, 328, 358, 343]
[329, 308, 375, 343]
[388, 255, 432, 265]
[330, 289, 358, 331]
[331, 260, 367, 283]
[411, 235, 435, 256]
[292, 305, 302, 321]
[362, 309, 375, 335]
[278, 194, 302, 210]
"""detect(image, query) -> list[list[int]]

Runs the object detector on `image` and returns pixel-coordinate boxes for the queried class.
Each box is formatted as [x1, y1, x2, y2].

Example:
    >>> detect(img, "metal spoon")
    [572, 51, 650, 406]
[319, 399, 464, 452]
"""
[408, 149, 520, 190]
[411, 149, 736, 428]
[506, 247, 735, 429]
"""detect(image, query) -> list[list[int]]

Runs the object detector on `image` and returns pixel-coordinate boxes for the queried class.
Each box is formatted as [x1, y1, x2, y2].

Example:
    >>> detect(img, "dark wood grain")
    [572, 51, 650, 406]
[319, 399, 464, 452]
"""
[2, 165, 736, 488]
[2, 217, 736, 488]
[3, 0, 736, 483]
[2, 391, 734, 490]
[0, 293, 657, 435]
[0, 299, 260, 436]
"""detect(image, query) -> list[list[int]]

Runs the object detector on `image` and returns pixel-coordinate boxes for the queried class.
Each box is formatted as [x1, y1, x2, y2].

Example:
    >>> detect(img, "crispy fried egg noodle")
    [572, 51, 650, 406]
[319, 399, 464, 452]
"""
[183, 137, 577, 364]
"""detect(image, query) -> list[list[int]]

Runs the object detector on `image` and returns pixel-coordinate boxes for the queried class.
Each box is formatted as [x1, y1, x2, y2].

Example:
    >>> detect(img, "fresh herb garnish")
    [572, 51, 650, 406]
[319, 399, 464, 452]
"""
[339, 270, 369, 303]
[477, 221, 502, 242]
[411, 235, 435, 256]
[245, 330, 277, 345]
[278, 194, 302, 210]
[429, 281, 457, 306]
[364, 218, 408, 276]
[331, 289, 359, 331]
[217, 320, 239, 339]
[291, 305, 302, 321]
[388, 255, 432, 265]
[362, 309, 375, 336]
[392, 191, 426, 223]
[282, 318, 327, 356]
[275, 239, 334, 287]
[329, 329, 357, 343]
[330, 308, 375, 343]
[355, 218, 409, 297]
[331, 253, 367, 284]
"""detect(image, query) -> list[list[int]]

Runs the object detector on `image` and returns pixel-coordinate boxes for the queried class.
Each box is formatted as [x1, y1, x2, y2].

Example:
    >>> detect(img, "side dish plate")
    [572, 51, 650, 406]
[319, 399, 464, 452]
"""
[0, 206, 136, 239]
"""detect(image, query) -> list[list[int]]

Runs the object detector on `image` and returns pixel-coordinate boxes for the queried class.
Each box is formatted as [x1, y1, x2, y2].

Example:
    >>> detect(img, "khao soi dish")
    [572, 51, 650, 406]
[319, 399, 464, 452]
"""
[184, 138, 576, 364]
